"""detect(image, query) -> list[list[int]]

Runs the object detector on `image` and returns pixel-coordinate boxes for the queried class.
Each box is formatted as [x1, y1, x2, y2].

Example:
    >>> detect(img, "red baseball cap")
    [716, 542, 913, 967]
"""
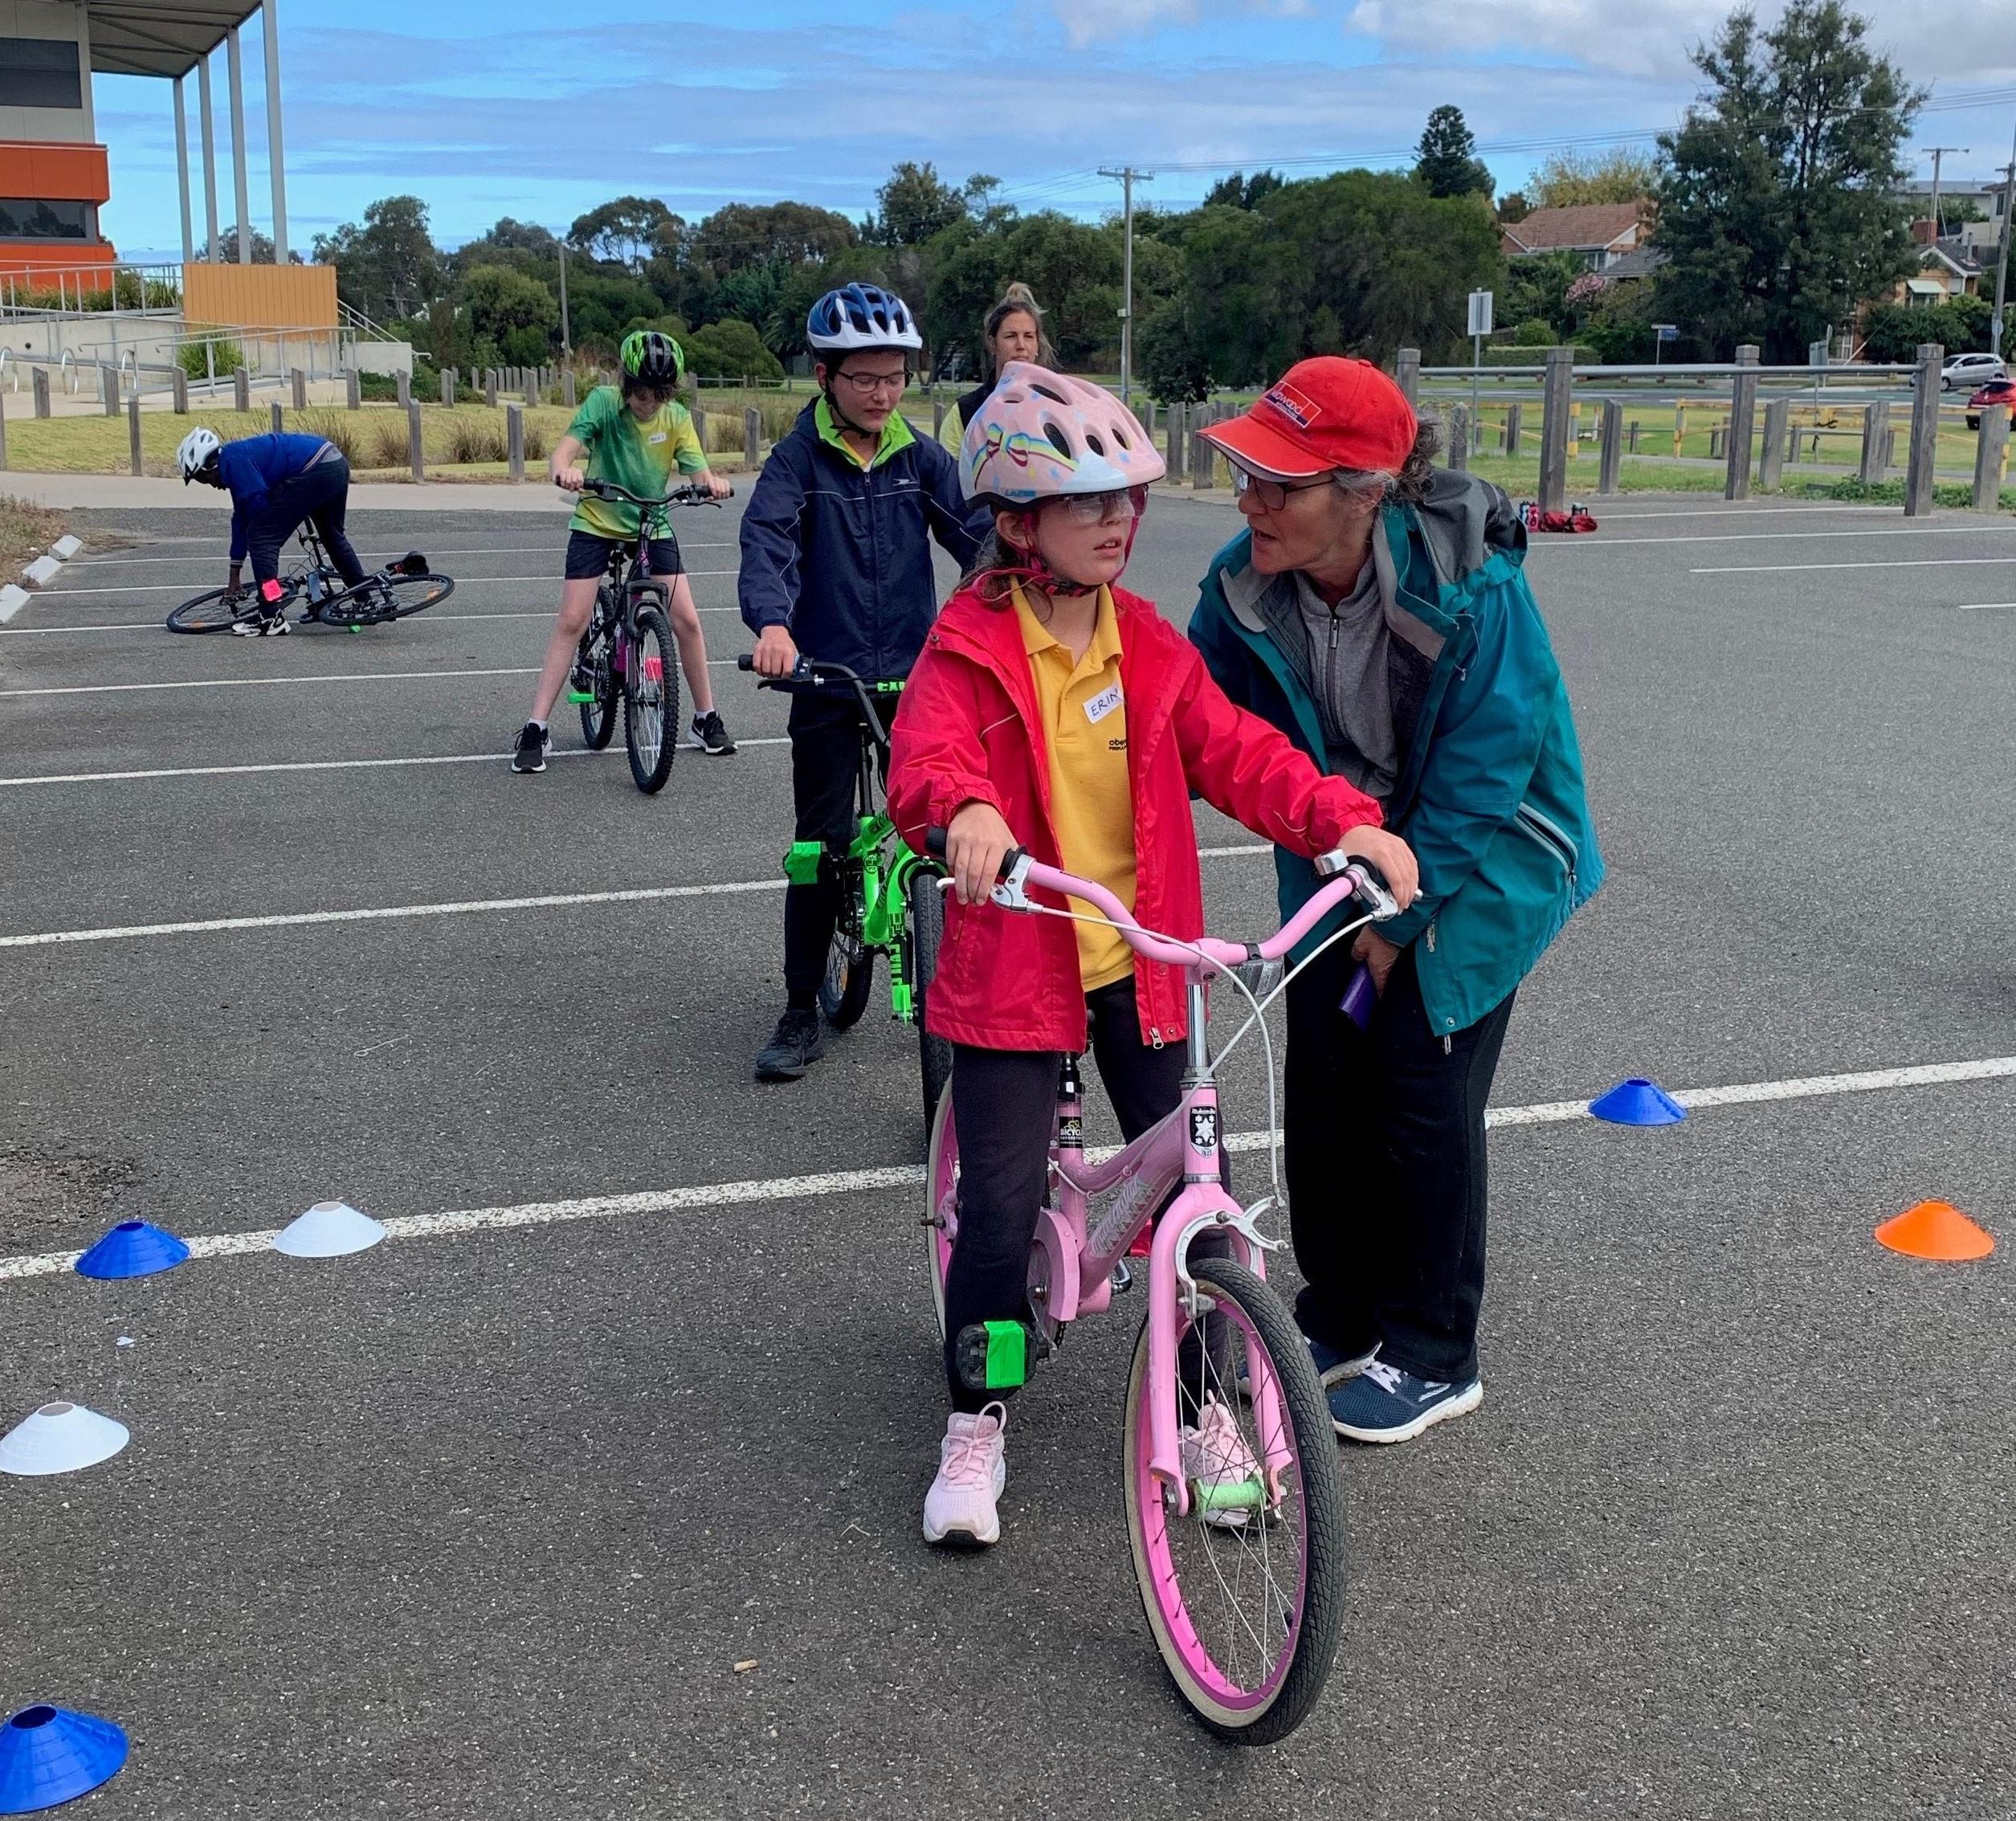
[1200, 357, 1418, 480]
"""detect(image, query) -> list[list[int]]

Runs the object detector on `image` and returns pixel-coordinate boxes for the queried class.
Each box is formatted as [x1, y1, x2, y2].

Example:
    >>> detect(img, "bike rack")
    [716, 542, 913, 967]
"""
[59, 349, 75, 394]
[0, 349, 13, 392]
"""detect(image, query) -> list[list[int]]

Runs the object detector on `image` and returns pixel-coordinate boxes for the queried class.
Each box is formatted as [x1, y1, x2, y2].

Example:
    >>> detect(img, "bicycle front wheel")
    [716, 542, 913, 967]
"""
[623, 606, 677, 793]
[316, 572, 455, 627]
[818, 863, 874, 1029]
[165, 586, 262, 633]
[1124, 1256, 1345, 1744]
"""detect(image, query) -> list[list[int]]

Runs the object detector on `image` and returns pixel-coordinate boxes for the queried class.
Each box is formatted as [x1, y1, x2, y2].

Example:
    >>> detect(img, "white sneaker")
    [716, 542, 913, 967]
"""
[922, 1402, 1008, 1546]
[1180, 1394, 1264, 1530]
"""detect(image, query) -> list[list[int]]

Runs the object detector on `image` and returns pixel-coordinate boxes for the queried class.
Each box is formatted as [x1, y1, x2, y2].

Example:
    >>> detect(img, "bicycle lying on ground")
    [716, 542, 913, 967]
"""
[738, 652, 951, 1132]
[921, 830, 1400, 1743]
[165, 525, 453, 634]
[567, 479, 727, 794]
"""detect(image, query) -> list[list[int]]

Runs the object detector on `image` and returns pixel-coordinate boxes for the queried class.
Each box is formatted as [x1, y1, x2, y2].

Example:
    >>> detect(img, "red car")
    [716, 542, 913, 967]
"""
[1965, 378, 2016, 429]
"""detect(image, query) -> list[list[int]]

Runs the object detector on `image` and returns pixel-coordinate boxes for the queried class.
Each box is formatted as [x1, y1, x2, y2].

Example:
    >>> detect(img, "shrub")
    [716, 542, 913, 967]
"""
[446, 412, 506, 464]
[295, 409, 361, 463]
[684, 318, 785, 383]
[366, 413, 411, 469]
[178, 335, 245, 380]
[1513, 318, 1557, 346]
[522, 419, 550, 463]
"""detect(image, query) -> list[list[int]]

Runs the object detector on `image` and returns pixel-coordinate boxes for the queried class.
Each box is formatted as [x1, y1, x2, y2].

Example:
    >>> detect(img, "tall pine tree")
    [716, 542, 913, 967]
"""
[1414, 108, 1493, 200]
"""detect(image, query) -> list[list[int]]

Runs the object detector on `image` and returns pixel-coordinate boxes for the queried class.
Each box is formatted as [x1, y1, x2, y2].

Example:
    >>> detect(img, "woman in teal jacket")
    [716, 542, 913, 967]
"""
[1189, 357, 1602, 1444]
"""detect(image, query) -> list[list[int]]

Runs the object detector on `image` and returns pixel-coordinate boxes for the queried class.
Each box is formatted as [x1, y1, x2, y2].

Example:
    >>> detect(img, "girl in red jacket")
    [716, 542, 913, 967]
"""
[888, 365, 1418, 1546]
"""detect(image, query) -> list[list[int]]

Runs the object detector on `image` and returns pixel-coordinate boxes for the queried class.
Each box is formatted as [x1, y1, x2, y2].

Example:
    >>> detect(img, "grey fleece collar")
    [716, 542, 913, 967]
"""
[1222, 529, 1443, 663]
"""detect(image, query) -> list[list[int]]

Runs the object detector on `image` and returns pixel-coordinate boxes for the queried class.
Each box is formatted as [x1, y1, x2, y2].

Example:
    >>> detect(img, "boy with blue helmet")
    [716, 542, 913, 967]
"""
[740, 284, 990, 1081]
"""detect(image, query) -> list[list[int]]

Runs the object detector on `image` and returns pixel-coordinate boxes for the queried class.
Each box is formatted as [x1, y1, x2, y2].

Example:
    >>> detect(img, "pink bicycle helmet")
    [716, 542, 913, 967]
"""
[960, 362, 1165, 507]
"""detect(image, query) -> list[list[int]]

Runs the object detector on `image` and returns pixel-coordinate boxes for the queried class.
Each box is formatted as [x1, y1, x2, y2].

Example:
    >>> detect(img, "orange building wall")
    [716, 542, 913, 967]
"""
[182, 261, 338, 329]
[0, 141, 111, 203]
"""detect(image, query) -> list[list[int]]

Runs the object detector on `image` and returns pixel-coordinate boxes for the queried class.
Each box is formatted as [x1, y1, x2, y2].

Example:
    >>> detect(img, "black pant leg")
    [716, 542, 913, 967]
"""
[1366, 949, 1515, 1384]
[243, 493, 295, 586]
[1282, 940, 1390, 1356]
[942, 1043, 1059, 1412]
[782, 692, 863, 998]
[304, 459, 366, 587]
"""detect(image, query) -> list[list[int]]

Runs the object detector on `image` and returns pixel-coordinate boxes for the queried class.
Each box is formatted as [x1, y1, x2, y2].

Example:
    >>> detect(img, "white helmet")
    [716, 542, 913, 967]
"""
[177, 426, 222, 484]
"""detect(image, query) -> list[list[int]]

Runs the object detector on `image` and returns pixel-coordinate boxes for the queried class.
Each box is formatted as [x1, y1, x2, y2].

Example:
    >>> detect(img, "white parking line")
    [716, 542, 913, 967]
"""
[69, 543, 737, 565]
[1957, 601, 2016, 610]
[2, 606, 744, 636]
[2, 655, 760, 696]
[1569, 504, 1896, 521]
[0, 844, 1274, 946]
[38, 571, 735, 597]
[2, 1052, 2007, 1280]
[0, 740, 790, 787]
[1692, 555, 2016, 575]
[1561, 525, 2016, 549]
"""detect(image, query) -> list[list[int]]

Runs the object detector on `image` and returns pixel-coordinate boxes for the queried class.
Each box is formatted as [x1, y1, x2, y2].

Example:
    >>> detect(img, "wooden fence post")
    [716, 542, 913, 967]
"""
[1537, 348, 1573, 514]
[485, 371, 499, 409]
[0, 389, 7, 471]
[172, 366, 189, 413]
[1758, 398, 1789, 489]
[33, 366, 51, 419]
[1627, 419, 1640, 455]
[268, 401, 284, 435]
[129, 392, 144, 475]
[1973, 404, 2010, 512]
[102, 363, 119, 416]
[1904, 342, 1943, 517]
[1859, 403, 1885, 483]
[441, 369, 455, 407]
[1504, 402, 1521, 456]
[933, 398, 946, 440]
[233, 367, 250, 411]
[291, 367, 307, 410]
[507, 402, 524, 480]
[562, 370, 577, 410]
[745, 406, 761, 467]
[407, 399, 425, 482]
[1598, 399, 1623, 494]
[1165, 401, 1188, 483]
[345, 370, 361, 410]
[1724, 345, 1758, 500]
[1192, 418, 1218, 489]
[1447, 406, 1469, 473]
[1394, 348, 1421, 405]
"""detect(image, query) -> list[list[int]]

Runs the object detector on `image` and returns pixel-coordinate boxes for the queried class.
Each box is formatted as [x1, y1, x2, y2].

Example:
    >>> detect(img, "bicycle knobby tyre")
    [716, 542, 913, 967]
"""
[818, 859, 875, 1029]
[624, 604, 677, 792]
[1123, 1256, 1345, 1743]
[906, 868, 953, 1136]
[576, 602, 618, 751]
[165, 586, 263, 633]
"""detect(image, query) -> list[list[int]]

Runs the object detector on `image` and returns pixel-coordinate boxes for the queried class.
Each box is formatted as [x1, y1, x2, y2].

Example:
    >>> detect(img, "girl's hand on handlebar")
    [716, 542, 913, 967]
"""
[1341, 826, 1419, 909]
[946, 801, 1018, 907]
[752, 626, 798, 678]
[554, 464, 586, 492]
[703, 472, 732, 500]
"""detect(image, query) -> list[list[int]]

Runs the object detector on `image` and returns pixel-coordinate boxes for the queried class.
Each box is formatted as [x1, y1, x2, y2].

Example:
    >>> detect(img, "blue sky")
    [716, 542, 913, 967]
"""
[91, 0, 2016, 259]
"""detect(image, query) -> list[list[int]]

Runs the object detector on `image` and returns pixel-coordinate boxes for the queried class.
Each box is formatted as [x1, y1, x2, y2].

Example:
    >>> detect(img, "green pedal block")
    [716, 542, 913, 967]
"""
[953, 1319, 1047, 1392]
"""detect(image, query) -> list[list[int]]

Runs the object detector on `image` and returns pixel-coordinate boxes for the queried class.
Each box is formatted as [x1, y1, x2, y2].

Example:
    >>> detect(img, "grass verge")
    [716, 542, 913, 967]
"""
[0, 495, 65, 574]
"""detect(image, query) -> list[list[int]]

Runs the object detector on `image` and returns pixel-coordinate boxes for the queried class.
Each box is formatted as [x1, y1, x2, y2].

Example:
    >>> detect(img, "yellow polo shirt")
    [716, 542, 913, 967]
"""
[1014, 584, 1137, 990]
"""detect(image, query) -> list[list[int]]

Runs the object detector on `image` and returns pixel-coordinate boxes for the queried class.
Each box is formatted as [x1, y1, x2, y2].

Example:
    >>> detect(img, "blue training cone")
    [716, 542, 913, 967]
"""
[1589, 1077, 1687, 1126]
[73, 1219, 190, 1281]
[0, 1704, 129, 1814]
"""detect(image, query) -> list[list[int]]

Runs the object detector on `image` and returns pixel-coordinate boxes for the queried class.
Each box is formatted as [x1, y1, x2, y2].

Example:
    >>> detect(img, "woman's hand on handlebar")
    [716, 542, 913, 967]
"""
[553, 463, 586, 492]
[945, 801, 1018, 907]
[1339, 825, 1419, 910]
[752, 626, 798, 679]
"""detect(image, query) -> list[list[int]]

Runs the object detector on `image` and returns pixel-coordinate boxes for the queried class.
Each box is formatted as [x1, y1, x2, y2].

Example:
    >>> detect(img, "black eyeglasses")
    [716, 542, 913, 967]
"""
[1230, 467, 1334, 512]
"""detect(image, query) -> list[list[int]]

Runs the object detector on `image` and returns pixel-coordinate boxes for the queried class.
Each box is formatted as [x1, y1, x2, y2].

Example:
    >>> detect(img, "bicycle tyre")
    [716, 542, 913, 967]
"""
[924, 1090, 959, 1341]
[165, 586, 263, 634]
[624, 605, 677, 792]
[575, 609, 618, 751]
[1123, 1256, 1345, 1745]
[818, 859, 875, 1028]
[907, 868, 953, 1135]
[316, 571, 455, 627]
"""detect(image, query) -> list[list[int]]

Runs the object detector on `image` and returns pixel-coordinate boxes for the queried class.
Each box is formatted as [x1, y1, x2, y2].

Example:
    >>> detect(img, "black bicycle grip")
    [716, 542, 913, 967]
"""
[737, 653, 754, 671]
[925, 827, 1027, 881]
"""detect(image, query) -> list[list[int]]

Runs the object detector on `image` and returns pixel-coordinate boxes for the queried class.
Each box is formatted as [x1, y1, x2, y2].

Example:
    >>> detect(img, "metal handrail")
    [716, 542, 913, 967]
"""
[1420, 361, 1922, 378]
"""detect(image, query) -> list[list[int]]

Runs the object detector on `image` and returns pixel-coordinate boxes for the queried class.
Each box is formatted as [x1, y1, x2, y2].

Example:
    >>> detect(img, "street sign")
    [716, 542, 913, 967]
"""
[1654, 324, 1679, 342]
[1467, 290, 1495, 338]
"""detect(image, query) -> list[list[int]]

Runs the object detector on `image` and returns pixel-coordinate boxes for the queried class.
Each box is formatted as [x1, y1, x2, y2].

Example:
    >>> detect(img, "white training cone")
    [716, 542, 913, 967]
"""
[272, 1199, 386, 1259]
[0, 1402, 130, 1476]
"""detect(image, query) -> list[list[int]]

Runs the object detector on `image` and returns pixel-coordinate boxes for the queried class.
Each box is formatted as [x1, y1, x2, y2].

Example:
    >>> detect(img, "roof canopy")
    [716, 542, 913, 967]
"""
[87, 3, 263, 80]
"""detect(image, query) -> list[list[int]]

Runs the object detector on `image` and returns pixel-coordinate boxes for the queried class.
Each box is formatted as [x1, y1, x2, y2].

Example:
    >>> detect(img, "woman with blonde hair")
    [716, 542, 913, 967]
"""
[939, 282, 1049, 449]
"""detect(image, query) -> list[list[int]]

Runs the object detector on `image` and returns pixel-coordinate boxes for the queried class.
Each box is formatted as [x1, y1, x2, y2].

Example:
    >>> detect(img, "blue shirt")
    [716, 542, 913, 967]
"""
[218, 433, 337, 561]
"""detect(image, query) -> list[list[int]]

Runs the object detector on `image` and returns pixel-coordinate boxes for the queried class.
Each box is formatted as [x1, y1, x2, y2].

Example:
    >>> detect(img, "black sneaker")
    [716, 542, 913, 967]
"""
[754, 1007, 826, 1082]
[230, 607, 289, 637]
[689, 709, 737, 756]
[511, 721, 551, 774]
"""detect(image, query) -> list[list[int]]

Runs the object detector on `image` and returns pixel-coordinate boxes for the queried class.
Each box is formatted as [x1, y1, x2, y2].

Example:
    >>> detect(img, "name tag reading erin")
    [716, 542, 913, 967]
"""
[1084, 682, 1124, 725]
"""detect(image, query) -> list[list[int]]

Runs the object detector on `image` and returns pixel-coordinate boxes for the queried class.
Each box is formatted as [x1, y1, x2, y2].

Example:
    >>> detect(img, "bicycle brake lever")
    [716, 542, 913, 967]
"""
[988, 853, 1036, 912]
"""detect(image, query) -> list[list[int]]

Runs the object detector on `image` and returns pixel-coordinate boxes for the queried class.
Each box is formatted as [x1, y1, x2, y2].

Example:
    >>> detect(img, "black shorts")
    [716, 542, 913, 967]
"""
[563, 529, 682, 582]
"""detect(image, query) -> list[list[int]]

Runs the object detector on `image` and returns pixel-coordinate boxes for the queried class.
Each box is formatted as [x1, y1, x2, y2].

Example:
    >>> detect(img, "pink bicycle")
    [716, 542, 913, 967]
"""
[922, 833, 1400, 1742]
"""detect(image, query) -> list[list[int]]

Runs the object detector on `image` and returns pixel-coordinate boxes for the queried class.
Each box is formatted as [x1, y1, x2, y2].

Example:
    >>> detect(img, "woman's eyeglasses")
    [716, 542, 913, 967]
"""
[1056, 486, 1149, 526]
[1230, 467, 1333, 512]
[833, 368, 912, 398]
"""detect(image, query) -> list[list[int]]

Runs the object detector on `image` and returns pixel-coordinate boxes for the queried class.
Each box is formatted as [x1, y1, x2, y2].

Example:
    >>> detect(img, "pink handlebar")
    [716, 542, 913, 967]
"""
[1012, 855, 1386, 970]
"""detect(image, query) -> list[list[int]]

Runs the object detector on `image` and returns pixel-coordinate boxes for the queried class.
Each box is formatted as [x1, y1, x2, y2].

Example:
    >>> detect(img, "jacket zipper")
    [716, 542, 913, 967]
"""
[1513, 802, 1579, 888]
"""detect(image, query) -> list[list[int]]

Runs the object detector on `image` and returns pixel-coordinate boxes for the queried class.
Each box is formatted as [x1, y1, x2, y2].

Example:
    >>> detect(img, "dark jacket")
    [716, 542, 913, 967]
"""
[218, 432, 339, 563]
[1190, 470, 1603, 1037]
[738, 400, 990, 684]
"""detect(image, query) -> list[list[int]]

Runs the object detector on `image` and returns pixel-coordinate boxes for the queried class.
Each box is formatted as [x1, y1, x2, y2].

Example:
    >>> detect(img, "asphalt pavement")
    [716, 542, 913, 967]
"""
[2, 484, 2012, 1819]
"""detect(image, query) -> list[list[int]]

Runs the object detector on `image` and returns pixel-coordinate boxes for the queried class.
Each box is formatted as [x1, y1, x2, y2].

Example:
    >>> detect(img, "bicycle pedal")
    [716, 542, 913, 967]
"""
[953, 1320, 1049, 1393]
[565, 690, 594, 704]
[1110, 1260, 1134, 1294]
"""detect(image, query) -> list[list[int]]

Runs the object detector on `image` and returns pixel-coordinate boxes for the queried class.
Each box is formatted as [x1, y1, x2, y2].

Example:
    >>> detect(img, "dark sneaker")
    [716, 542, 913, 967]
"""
[1306, 1333, 1380, 1389]
[689, 710, 737, 756]
[511, 721, 550, 774]
[230, 607, 288, 637]
[754, 1007, 826, 1082]
[1328, 1360, 1482, 1443]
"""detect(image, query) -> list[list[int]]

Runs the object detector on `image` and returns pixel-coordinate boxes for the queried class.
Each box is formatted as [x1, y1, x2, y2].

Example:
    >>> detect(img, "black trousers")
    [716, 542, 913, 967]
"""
[1283, 938, 1515, 1386]
[245, 457, 366, 590]
[782, 688, 897, 998]
[943, 977, 1228, 1413]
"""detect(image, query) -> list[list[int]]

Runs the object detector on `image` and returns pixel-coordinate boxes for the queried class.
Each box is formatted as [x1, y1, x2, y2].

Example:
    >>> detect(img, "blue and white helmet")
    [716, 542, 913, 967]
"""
[806, 283, 922, 354]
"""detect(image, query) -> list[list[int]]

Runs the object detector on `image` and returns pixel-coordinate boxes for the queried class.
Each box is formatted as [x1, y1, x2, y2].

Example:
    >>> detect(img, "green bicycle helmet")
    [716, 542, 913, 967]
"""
[621, 329, 684, 387]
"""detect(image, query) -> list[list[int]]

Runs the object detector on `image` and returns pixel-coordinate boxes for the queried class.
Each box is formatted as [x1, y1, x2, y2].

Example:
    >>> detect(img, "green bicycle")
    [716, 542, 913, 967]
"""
[737, 653, 951, 1133]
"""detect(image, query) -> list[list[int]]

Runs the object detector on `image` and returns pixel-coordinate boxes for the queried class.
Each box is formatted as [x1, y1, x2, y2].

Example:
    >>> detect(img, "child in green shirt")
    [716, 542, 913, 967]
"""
[513, 329, 737, 772]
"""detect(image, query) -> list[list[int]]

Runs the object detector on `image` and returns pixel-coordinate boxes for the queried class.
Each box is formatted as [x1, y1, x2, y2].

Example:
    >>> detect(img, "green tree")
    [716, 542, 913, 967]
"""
[684, 317, 785, 382]
[1502, 249, 1587, 333]
[690, 202, 855, 276]
[1528, 148, 1660, 209]
[1497, 191, 1532, 224]
[461, 263, 559, 367]
[1202, 170, 1286, 210]
[1414, 106, 1493, 200]
[868, 161, 969, 246]
[312, 195, 443, 321]
[1652, 1, 1921, 361]
[1861, 295, 1995, 361]
[1136, 297, 1214, 402]
[568, 196, 679, 272]
[202, 224, 301, 265]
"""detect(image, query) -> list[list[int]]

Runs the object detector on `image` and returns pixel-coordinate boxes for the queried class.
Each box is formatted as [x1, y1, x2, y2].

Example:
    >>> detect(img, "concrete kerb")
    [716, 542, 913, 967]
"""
[6, 532, 87, 620]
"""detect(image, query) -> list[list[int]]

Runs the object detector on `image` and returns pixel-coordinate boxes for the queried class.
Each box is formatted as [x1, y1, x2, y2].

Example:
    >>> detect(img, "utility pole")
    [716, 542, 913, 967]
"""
[1994, 119, 2016, 363]
[557, 239, 572, 358]
[1099, 165, 1153, 406]
[1924, 146, 1969, 241]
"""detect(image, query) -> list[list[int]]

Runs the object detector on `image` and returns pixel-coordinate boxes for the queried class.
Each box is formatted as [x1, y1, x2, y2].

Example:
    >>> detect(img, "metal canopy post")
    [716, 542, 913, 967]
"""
[173, 75, 195, 265]
[196, 54, 221, 263]
[263, 1, 290, 263]
[226, 26, 253, 261]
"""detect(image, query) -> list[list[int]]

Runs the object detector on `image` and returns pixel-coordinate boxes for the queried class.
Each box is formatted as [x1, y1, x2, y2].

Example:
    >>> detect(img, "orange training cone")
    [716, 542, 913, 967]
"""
[1874, 1201, 1995, 1261]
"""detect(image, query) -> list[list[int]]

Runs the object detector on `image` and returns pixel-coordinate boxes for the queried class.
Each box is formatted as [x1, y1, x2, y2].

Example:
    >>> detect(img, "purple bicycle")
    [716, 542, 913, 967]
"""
[922, 832, 1400, 1742]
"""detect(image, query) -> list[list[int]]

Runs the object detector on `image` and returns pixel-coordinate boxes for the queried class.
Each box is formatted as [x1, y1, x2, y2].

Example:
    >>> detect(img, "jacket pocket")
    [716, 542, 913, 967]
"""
[1513, 802, 1577, 888]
